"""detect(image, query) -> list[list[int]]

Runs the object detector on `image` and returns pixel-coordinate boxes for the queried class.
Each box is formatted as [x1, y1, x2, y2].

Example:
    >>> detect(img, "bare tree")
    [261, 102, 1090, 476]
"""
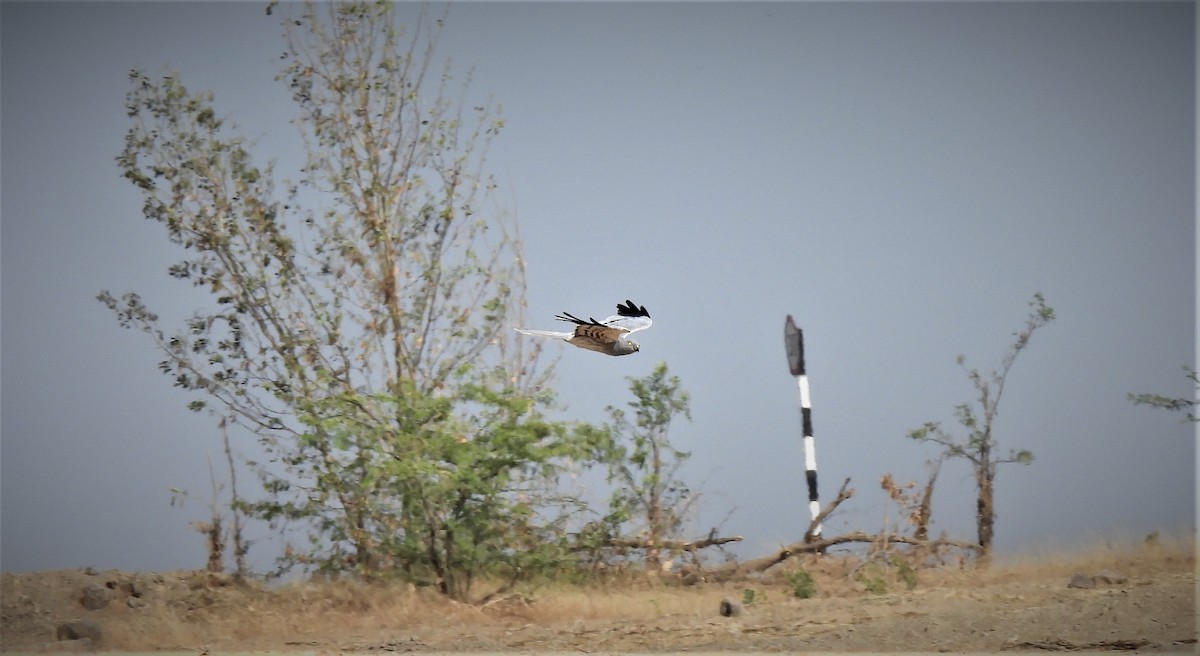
[907, 293, 1055, 557]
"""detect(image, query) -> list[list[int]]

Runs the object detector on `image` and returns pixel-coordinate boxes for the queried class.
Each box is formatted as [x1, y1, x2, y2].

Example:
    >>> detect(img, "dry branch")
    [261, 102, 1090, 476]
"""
[703, 531, 982, 582]
[805, 477, 853, 543]
[694, 474, 983, 583]
[914, 457, 943, 541]
[605, 534, 743, 552]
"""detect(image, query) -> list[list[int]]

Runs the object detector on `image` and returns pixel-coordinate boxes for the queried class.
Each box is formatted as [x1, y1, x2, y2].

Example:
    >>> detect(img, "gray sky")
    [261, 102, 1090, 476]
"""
[2, 1, 1195, 574]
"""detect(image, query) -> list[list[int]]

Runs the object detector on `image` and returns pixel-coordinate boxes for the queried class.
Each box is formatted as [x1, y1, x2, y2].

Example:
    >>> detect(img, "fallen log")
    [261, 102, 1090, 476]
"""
[703, 532, 982, 582]
[605, 534, 743, 552]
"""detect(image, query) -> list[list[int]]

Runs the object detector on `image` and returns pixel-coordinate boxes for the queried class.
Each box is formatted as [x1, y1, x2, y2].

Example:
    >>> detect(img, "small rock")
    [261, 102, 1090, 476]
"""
[1067, 573, 1095, 589]
[718, 598, 742, 617]
[83, 566, 98, 576]
[80, 584, 113, 610]
[1094, 569, 1128, 585]
[56, 619, 102, 643]
[126, 595, 148, 609]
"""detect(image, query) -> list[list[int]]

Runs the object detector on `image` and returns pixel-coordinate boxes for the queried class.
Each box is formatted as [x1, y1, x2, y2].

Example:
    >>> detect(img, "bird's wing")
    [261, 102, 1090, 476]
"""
[513, 327, 574, 340]
[555, 311, 628, 344]
[599, 299, 652, 334]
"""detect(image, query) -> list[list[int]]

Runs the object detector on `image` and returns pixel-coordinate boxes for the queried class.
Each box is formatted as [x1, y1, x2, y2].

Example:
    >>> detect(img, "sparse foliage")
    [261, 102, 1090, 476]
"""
[850, 552, 918, 594]
[99, 2, 601, 599]
[854, 563, 890, 594]
[742, 587, 764, 606]
[1128, 366, 1199, 423]
[595, 363, 695, 571]
[879, 458, 942, 543]
[879, 474, 924, 538]
[907, 293, 1055, 557]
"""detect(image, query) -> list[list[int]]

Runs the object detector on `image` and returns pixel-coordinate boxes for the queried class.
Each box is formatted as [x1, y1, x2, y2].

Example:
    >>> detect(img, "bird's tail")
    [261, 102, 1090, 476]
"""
[514, 327, 573, 341]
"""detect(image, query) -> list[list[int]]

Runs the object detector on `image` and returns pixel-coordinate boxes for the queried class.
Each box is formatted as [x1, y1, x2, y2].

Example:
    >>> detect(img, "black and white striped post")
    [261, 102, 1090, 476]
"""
[784, 315, 820, 538]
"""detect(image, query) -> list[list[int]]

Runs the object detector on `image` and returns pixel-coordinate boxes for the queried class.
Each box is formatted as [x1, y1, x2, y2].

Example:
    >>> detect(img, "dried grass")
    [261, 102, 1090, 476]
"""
[2, 534, 1193, 652]
[978, 530, 1195, 583]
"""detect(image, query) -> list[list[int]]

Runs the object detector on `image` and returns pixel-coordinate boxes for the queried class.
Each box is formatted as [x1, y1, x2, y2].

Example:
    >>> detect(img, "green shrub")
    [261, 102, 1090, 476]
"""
[786, 568, 817, 599]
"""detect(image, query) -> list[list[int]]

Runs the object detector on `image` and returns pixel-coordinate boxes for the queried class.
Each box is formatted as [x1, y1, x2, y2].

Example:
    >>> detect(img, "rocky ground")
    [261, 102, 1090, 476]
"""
[1, 542, 1194, 653]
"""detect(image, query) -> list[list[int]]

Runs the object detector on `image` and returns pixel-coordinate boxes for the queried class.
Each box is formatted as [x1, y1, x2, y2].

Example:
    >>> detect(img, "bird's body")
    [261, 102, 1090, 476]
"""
[515, 300, 652, 356]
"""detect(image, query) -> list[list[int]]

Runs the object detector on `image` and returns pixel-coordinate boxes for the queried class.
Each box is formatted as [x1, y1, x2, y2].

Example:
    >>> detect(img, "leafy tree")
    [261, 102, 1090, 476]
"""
[99, 2, 600, 599]
[907, 293, 1055, 557]
[599, 363, 694, 570]
[1128, 366, 1199, 423]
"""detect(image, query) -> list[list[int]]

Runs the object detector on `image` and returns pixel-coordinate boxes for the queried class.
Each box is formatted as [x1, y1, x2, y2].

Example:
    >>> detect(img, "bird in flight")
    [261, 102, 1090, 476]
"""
[515, 300, 652, 356]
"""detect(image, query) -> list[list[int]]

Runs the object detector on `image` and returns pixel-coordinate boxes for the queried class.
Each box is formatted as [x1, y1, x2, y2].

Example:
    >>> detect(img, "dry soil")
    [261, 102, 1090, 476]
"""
[1, 540, 1194, 653]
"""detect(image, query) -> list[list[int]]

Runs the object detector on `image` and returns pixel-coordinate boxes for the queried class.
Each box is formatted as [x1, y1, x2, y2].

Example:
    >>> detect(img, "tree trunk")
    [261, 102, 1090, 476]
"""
[976, 469, 994, 559]
[646, 439, 664, 571]
[646, 497, 662, 571]
[204, 518, 224, 573]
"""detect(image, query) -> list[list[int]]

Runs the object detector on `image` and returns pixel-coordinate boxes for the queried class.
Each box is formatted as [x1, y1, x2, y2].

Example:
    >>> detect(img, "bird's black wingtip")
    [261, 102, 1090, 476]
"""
[618, 299, 650, 318]
[558, 311, 605, 326]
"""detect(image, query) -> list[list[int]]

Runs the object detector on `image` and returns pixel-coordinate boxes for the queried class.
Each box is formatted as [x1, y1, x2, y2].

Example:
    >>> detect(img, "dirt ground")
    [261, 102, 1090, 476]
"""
[1, 540, 1194, 653]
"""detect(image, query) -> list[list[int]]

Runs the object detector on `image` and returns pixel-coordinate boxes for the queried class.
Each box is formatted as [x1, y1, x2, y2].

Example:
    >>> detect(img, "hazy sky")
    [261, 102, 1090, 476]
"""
[2, 1, 1195, 574]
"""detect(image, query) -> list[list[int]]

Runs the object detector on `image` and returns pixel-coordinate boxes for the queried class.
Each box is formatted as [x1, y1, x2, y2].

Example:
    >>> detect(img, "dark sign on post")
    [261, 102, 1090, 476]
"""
[785, 314, 820, 539]
[785, 315, 805, 377]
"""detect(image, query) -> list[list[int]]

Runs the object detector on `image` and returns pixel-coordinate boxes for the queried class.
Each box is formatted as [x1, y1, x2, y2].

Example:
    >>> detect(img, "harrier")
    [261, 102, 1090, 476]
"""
[515, 300, 652, 356]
